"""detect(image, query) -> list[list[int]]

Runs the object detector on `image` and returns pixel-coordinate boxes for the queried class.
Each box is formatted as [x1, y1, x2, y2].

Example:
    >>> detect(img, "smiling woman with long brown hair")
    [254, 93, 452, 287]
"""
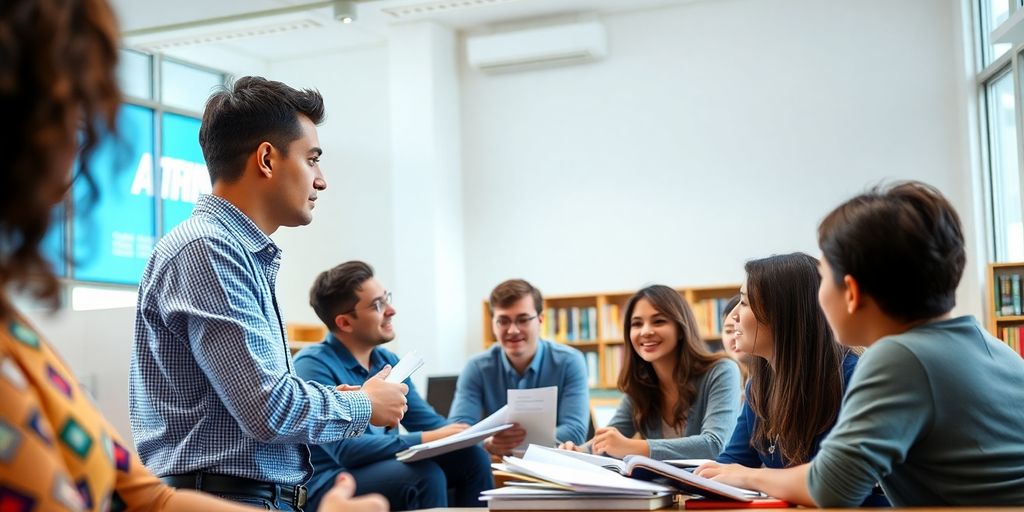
[561, 285, 740, 459]
[0, 1, 384, 510]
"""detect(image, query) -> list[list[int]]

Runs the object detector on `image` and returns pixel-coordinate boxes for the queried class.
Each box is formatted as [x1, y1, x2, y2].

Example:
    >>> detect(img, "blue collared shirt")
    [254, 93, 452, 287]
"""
[293, 335, 448, 499]
[129, 194, 371, 485]
[447, 340, 590, 444]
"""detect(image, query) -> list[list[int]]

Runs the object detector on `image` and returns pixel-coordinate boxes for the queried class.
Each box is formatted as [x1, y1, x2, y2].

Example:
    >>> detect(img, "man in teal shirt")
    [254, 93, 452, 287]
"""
[696, 182, 1024, 506]
[294, 261, 492, 511]
[448, 279, 590, 455]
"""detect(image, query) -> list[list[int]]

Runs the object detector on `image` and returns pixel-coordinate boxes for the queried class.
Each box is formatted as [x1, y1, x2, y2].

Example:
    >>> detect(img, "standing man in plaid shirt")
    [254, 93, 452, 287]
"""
[129, 76, 408, 511]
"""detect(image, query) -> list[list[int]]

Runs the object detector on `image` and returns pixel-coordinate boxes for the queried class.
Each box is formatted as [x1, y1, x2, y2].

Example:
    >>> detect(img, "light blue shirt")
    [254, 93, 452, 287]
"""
[448, 340, 590, 444]
[129, 194, 371, 485]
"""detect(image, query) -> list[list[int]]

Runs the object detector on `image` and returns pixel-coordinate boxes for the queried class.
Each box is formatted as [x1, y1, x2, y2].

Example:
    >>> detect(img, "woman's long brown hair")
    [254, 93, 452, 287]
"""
[618, 285, 727, 434]
[0, 0, 121, 318]
[744, 253, 849, 465]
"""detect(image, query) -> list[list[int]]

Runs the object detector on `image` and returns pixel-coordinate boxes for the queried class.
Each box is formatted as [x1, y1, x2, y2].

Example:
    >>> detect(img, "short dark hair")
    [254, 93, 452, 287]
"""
[310, 261, 374, 330]
[199, 76, 325, 183]
[489, 279, 543, 315]
[818, 181, 965, 322]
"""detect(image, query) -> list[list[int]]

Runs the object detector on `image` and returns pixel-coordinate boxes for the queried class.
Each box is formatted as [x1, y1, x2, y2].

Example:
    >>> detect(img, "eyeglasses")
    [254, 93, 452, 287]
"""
[343, 291, 392, 315]
[494, 314, 538, 330]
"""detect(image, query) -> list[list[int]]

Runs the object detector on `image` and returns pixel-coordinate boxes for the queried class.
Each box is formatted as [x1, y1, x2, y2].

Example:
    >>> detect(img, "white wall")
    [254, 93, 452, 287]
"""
[265, 45, 396, 328]
[460, 0, 978, 350]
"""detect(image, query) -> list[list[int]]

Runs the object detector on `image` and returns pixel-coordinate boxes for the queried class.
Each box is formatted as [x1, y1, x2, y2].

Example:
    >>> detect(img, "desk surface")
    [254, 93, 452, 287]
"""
[415, 508, 1024, 512]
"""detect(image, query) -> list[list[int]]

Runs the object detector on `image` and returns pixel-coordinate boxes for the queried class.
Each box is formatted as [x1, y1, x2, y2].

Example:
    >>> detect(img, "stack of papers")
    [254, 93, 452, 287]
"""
[493, 445, 781, 503]
[482, 486, 675, 510]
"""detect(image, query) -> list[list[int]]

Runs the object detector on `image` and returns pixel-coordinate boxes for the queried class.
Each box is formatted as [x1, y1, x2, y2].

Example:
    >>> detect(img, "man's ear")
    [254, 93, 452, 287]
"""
[256, 141, 274, 178]
[843, 274, 861, 314]
[334, 313, 353, 334]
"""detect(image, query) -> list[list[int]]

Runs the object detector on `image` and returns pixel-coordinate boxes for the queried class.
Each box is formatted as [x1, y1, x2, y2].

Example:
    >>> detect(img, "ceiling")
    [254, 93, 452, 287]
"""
[112, 0, 698, 62]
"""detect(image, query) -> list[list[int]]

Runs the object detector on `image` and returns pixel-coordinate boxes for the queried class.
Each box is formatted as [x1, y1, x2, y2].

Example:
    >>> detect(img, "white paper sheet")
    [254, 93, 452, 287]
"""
[508, 386, 557, 449]
[384, 350, 424, 384]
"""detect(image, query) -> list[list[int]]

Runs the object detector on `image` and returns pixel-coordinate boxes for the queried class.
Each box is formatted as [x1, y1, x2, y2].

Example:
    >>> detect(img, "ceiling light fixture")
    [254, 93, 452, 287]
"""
[333, 0, 356, 23]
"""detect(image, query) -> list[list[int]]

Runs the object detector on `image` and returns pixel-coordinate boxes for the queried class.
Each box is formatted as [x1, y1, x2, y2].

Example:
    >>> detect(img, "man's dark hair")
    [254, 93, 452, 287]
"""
[818, 181, 965, 322]
[489, 279, 543, 315]
[310, 261, 374, 330]
[199, 76, 325, 184]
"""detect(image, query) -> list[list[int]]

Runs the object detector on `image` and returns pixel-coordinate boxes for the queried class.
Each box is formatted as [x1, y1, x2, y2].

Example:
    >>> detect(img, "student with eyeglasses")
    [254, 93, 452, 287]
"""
[448, 279, 590, 455]
[293, 261, 493, 511]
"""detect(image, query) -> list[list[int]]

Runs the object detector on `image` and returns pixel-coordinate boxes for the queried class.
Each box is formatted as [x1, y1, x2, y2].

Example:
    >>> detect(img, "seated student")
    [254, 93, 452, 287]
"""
[294, 261, 493, 511]
[718, 295, 749, 386]
[0, 1, 385, 511]
[448, 279, 590, 454]
[697, 182, 1024, 506]
[562, 285, 740, 459]
[709, 253, 886, 506]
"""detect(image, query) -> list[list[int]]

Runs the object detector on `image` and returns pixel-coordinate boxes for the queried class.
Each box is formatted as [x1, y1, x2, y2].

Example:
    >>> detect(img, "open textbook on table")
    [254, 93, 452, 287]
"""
[505, 445, 782, 502]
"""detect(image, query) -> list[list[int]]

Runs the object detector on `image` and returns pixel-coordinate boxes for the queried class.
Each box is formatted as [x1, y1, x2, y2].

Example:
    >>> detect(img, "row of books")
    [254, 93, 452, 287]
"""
[995, 273, 1024, 316]
[999, 326, 1024, 357]
[544, 306, 603, 342]
[484, 444, 789, 510]
[690, 297, 735, 337]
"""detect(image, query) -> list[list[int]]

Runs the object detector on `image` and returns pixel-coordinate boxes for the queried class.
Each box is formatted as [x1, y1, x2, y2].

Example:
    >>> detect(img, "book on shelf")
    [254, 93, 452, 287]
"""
[585, 351, 599, 387]
[999, 274, 1020, 316]
[482, 486, 676, 510]
[502, 445, 781, 503]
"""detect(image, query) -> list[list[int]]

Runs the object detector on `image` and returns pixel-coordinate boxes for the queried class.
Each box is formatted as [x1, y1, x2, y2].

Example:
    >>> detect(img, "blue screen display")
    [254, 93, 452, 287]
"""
[161, 112, 209, 235]
[72, 104, 156, 285]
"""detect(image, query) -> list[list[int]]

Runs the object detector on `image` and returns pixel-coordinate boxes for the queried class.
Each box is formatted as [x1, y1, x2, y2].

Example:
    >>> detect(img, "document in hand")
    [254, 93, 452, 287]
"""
[507, 386, 557, 449]
[384, 350, 425, 384]
[396, 423, 513, 463]
[521, 445, 775, 502]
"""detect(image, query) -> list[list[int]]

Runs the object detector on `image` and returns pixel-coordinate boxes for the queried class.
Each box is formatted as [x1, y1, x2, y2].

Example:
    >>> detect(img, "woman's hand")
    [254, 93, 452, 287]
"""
[694, 461, 756, 489]
[590, 427, 648, 458]
[557, 440, 588, 452]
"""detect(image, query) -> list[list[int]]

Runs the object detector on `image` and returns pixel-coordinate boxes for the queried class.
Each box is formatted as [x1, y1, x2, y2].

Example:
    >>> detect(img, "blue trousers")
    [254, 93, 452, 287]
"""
[309, 445, 493, 511]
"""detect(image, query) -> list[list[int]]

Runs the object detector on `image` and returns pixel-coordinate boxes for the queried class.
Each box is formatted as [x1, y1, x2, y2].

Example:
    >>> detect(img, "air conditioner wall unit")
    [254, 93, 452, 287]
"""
[466, 18, 608, 74]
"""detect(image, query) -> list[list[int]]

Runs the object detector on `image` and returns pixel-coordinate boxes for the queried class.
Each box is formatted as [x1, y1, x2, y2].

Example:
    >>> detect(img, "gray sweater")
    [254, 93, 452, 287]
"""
[606, 358, 741, 460]
[808, 315, 1024, 506]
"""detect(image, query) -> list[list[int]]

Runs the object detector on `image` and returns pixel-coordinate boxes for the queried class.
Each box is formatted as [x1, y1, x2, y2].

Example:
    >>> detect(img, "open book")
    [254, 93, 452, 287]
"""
[520, 445, 775, 502]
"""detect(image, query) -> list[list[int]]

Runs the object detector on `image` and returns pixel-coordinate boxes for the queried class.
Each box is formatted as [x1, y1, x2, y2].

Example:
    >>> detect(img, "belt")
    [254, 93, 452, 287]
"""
[161, 472, 307, 509]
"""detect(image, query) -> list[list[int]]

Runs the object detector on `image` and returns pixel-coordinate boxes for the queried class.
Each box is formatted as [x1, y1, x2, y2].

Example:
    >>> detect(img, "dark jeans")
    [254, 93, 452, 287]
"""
[308, 445, 493, 511]
[214, 492, 301, 511]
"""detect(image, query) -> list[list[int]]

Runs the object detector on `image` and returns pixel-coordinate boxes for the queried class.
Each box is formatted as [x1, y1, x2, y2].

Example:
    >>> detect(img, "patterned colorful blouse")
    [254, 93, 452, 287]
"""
[0, 315, 249, 511]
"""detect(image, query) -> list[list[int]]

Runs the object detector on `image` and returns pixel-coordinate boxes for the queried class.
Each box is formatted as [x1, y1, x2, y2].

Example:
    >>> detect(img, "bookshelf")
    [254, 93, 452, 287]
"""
[986, 262, 1024, 357]
[481, 285, 740, 390]
[287, 322, 327, 355]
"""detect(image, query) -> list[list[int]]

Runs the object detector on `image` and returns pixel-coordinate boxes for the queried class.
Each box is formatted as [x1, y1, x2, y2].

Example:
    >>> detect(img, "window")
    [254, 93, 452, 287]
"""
[44, 50, 225, 294]
[979, 0, 1024, 261]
